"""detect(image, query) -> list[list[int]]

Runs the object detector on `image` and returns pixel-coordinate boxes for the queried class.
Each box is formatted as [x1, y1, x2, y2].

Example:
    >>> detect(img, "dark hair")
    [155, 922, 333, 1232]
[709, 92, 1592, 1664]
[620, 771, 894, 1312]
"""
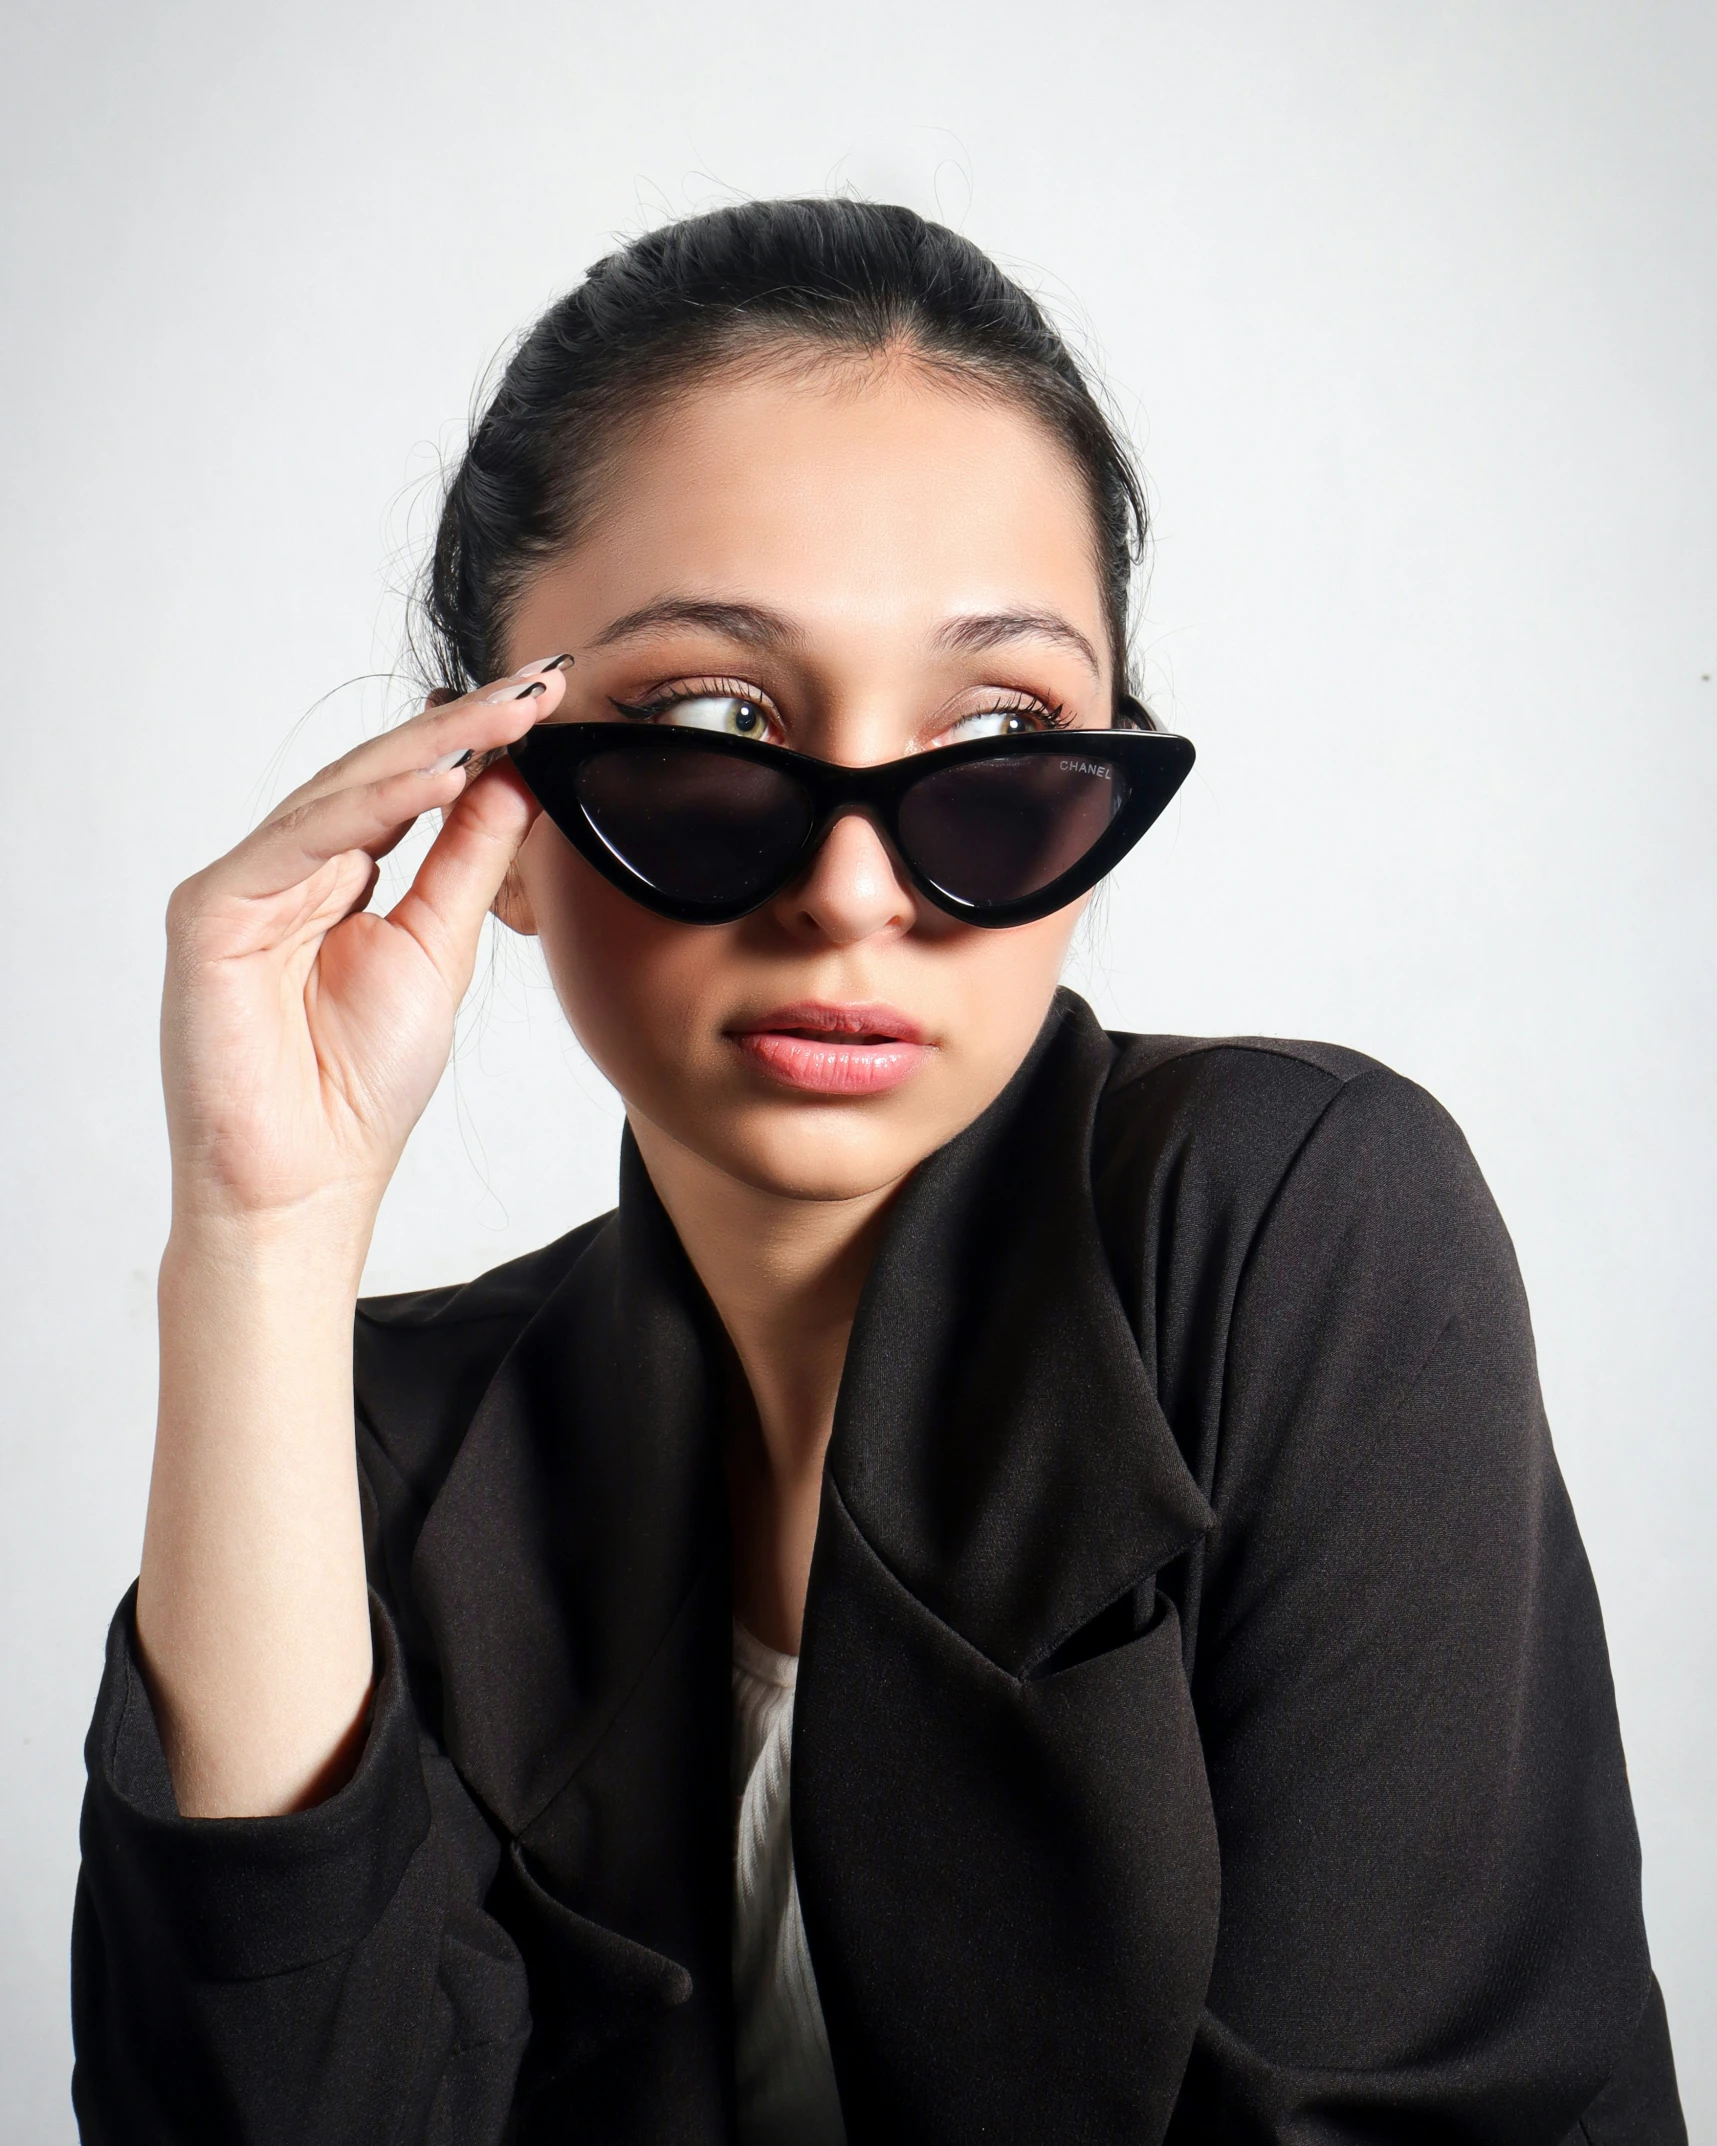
[419, 199, 1151, 715]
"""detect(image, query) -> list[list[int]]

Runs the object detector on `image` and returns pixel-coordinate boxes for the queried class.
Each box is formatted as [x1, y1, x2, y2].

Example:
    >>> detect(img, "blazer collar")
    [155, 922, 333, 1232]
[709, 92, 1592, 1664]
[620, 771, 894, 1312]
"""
[825, 987, 1213, 1674]
[401, 988, 1221, 2137]
[409, 989, 1213, 1827]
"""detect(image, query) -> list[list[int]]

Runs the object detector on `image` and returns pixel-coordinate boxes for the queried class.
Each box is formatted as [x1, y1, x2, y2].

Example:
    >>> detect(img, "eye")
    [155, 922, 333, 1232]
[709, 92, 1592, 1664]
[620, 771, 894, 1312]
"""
[663, 694, 771, 738]
[947, 709, 1037, 741]
[938, 701, 1070, 744]
[615, 688, 778, 740]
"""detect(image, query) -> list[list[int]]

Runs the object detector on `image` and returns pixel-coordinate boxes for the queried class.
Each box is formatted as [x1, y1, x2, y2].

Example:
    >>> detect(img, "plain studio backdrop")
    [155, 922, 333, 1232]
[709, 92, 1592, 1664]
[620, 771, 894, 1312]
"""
[2, 1, 1712, 2135]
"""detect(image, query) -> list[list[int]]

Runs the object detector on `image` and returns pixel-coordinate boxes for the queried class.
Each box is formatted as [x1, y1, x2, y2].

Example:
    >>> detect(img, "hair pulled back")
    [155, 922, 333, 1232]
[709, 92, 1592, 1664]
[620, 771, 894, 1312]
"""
[421, 199, 1149, 711]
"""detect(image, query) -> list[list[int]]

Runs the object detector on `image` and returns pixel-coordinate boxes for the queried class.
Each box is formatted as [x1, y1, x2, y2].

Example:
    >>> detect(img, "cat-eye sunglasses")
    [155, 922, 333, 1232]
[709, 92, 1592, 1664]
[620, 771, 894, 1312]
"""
[507, 702, 1194, 928]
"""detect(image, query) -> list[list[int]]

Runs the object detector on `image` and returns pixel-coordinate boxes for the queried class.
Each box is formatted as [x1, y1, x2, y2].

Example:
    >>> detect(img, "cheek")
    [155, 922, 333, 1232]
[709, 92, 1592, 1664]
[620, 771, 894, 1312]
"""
[514, 819, 728, 1087]
[944, 907, 1088, 1066]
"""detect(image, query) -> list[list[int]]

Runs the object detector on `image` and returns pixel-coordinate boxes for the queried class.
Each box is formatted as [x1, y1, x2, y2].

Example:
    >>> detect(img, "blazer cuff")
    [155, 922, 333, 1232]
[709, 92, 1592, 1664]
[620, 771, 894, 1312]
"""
[80, 1584, 433, 1980]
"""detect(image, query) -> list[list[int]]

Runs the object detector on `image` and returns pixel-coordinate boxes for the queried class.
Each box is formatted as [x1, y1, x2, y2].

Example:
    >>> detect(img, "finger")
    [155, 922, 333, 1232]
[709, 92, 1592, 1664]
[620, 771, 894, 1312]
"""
[352, 854, 382, 917]
[287, 658, 568, 807]
[209, 762, 481, 905]
[384, 760, 541, 996]
[272, 656, 573, 819]
[308, 847, 383, 932]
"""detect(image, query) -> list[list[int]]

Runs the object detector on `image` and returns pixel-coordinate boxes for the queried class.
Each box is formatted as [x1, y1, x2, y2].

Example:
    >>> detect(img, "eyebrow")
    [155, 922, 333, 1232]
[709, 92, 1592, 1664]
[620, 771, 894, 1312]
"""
[589, 594, 1101, 676]
[589, 597, 805, 651]
[934, 609, 1101, 675]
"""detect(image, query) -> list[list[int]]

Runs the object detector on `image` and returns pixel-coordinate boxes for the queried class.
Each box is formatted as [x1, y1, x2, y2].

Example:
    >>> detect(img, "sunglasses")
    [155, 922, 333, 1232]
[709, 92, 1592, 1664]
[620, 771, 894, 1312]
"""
[507, 707, 1194, 928]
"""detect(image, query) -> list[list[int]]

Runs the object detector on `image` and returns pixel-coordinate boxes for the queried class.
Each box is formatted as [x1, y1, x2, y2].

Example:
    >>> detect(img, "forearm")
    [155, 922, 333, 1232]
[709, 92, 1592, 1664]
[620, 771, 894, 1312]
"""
[130, 675, 544, 1817]
[137, 1211, 375, 1818]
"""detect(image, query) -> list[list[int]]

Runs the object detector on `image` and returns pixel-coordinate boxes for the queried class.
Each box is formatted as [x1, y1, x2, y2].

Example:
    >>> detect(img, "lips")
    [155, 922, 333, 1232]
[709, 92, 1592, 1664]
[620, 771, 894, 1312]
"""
[728, 1001, 932, 1096]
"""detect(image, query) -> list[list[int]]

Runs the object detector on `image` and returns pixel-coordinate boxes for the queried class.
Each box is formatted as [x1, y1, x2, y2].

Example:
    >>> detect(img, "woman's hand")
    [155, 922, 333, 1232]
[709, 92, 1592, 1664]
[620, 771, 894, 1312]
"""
[162, 660, 565, 1240]
[137, 660, 565, 1821]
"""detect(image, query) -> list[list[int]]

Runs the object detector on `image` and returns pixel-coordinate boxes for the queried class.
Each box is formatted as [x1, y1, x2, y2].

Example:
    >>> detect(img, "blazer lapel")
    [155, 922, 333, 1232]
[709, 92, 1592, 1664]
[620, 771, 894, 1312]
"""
[410, 1133, 726, 1837]
[795, 991, 1222, 2145]
[408, 1136, 734, 2137]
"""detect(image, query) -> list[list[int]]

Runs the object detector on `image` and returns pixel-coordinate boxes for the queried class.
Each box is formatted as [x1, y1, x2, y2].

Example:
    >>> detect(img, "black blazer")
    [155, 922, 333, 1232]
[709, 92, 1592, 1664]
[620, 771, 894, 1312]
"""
[73, 992, 1684, 2144]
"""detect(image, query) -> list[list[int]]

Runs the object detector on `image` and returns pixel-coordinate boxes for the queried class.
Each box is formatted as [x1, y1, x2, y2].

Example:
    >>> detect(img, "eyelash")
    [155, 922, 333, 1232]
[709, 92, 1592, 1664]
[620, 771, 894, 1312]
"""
[610, 678, 1073, 730]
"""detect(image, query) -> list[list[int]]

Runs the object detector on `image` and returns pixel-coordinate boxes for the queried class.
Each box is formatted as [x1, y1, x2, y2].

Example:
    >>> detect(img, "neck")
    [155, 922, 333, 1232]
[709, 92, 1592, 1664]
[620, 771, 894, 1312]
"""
[629, 1112, 899, 1479]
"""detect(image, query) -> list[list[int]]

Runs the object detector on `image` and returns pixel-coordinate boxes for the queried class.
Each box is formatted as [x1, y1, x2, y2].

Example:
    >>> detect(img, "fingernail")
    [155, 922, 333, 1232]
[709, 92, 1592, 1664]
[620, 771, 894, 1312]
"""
[515, 653, 574, 675]
[420, 747, 474, 775]
[483, 678, 548, 705]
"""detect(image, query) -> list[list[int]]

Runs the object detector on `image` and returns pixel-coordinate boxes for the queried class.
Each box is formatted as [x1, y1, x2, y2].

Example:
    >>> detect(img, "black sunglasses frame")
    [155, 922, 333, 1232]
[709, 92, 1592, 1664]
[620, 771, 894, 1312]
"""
[508, 714, 1195, 928]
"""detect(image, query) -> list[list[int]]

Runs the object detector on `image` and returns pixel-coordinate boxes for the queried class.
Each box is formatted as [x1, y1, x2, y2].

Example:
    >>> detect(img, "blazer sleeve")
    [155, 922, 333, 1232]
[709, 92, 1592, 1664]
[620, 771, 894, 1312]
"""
[71, 1584, 532, 2146]
[1142, 1060, 1686, 2144]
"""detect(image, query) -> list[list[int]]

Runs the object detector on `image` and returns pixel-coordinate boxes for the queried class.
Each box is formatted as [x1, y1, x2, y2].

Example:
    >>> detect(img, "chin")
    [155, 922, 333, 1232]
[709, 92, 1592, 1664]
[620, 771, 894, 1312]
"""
[680, 1106, 939, 1206]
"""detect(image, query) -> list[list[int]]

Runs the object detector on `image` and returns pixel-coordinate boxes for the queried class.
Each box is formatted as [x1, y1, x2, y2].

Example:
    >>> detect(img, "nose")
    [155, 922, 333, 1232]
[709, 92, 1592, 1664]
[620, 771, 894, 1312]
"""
[772, 809, 916, 945]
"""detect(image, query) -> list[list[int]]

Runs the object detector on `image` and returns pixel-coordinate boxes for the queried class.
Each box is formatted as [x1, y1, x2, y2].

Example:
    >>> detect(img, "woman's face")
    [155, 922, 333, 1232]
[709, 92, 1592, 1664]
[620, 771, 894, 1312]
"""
[502, 355, 1115, 1204]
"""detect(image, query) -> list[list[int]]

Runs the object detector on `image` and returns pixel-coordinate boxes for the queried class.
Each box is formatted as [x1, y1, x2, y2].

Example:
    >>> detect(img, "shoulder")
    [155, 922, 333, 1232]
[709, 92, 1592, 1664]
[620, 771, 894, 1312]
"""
[1102, 1029, 1414, 1154]
[1097, 1029, 1490, 1234]
[1093, 1031, 1517, 1410]
[1105, 1029, 1383, 1096]
[354, 1213, 614, 1508]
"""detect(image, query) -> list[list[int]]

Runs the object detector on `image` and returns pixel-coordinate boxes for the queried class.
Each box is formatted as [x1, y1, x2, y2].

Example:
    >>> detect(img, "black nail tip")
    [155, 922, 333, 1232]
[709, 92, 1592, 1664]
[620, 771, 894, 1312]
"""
[546, 652, 574, 670]
[455, 748, 474, 767]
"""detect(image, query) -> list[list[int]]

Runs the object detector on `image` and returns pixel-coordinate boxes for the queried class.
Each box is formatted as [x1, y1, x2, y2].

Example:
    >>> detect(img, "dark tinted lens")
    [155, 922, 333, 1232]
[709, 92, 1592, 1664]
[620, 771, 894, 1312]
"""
[897, 751, 1126, 905]
[575, 744, 813, 905]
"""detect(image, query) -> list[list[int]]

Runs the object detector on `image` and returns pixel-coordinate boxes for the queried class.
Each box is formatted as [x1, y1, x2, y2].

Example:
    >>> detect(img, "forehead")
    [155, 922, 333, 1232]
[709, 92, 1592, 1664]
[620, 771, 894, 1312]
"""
[542, 357, 1106, 655]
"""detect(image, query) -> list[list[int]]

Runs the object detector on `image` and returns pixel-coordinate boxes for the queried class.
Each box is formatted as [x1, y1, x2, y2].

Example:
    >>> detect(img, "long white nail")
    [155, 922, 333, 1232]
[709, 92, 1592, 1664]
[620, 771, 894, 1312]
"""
[482, 678, 548, 705]
[419, 747, 473, 776]
[515, 653, 574, 676]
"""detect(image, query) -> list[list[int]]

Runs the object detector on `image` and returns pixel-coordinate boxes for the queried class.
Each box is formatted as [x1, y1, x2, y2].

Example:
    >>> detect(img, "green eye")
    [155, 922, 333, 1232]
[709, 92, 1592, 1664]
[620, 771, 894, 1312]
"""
[658, 696, 771, 739]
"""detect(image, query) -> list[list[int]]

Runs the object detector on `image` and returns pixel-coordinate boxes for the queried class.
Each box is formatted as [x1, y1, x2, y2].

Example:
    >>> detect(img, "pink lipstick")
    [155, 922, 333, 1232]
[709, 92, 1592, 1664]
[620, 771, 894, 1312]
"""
[728, 1001, 932, 1096]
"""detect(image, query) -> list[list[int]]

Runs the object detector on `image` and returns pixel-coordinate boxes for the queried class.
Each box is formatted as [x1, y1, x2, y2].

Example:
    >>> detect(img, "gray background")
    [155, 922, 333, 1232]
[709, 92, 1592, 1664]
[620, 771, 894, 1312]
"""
[3, 2, 1712, 2134]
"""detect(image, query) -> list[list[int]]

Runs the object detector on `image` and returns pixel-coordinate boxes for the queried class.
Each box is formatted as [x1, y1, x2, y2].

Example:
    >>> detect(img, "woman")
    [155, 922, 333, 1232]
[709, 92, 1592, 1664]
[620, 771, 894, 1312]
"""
[72, 200, 1683, 2143]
